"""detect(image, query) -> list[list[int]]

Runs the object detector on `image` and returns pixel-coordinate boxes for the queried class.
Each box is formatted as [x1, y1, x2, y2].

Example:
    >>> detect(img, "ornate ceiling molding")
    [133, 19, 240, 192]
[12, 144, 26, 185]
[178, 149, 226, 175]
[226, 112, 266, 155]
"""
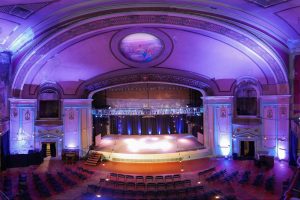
[82, 68, 220, 98]
[12, 11, 288, 97]
[0, 1, 53, 19]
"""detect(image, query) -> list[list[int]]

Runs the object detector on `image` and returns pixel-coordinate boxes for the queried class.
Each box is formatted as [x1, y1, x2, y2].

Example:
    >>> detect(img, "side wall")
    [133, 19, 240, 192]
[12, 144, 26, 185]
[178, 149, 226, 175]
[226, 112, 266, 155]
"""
[8, 99, 93, 157]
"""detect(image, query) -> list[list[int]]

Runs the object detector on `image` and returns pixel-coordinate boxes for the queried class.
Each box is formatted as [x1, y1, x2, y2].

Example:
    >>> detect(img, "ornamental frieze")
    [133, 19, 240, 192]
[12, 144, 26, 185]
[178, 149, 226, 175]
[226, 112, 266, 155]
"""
[85, 73, 211, 93]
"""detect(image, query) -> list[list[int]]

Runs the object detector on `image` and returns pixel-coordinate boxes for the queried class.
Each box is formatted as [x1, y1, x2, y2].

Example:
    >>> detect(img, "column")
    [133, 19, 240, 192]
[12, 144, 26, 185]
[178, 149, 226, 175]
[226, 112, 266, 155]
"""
[62, 99, 93, 156]
[0, 52, 11, 169]
[9, 99, 36, 154]
[292, 53, 300, 157]
[261, 95, 290, 160]
[203, 96, 233, 157]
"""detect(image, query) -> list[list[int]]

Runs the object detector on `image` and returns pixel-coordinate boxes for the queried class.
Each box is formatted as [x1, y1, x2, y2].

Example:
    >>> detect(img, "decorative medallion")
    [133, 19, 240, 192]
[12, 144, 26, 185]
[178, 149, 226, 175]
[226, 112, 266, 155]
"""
[220, 106, 227, 118]
[280, 107, 286, 115]
[69, 109, 74, 120]
[267, 109, 273, 119]
[25, 110, 30, 120]
[12, 108, 18, 118]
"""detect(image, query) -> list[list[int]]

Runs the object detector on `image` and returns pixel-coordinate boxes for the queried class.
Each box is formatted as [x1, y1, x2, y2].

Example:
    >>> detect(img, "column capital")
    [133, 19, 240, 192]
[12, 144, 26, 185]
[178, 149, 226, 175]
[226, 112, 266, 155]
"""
[62, 99, 93, 107]
[260, 95, 291, 104]
[203, 96, 234, 104]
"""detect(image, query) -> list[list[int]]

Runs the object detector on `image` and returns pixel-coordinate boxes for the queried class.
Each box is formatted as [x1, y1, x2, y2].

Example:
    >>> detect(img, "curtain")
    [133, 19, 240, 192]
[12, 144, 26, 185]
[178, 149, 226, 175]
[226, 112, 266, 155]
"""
[1, 131, 10, 170]
[41, 143, 47, 157]
[289, 130, 298, 166]
[50, 143, 56, 157]
[106, 114, 199, 135]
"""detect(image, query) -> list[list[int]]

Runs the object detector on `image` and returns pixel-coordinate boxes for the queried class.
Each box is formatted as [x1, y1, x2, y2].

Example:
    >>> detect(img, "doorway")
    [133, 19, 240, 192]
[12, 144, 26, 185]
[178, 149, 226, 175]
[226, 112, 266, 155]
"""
[41, 142, 57, 157]
[240, 141, 255, 158]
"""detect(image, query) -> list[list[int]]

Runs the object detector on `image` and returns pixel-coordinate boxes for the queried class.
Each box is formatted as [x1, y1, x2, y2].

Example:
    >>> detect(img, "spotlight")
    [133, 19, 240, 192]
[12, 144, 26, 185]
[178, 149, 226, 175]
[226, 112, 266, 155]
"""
[215, 195, 220, 199]
[197, 181, 201, 184]
[105, 178, 109, 181]
[102, 163, 105, 166]
[180, 168, 184, 172]
[96, 194, 101, 198]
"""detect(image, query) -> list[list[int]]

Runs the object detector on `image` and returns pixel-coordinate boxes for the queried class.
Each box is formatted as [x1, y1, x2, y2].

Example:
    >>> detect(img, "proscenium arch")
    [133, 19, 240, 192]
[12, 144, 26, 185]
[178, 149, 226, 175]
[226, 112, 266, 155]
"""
[88, 82, 207, 99]
[80, 68, 219, 98]
[11, 10, 288, 97]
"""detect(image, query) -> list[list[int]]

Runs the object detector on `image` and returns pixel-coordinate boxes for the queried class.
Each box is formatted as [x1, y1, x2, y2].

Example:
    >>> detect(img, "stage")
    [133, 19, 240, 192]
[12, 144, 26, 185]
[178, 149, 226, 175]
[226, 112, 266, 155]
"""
[93, 134, 211, 163]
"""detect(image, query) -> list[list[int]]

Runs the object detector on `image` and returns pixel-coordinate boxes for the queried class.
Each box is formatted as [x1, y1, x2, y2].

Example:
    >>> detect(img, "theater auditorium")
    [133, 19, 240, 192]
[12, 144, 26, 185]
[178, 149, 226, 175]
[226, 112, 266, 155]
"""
[0, 0, 300, 199]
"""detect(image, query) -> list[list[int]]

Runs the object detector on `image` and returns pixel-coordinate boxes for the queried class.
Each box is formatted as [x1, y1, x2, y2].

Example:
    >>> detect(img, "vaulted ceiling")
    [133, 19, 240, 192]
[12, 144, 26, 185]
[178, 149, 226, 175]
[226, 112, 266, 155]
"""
[0, 0, 299, 98]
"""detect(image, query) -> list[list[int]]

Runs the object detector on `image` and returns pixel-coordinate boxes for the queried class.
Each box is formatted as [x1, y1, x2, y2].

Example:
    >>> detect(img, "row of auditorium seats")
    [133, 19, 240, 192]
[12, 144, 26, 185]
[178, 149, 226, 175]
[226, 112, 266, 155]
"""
[46, 173, 64, 193]
[32, 173, 51, 198]
[108, 172, 182, 183]
[2, 176, 13, 200]
[210, 169, 276, 192]
[197, 166, 216, 177]
[205, 169, 227, 182]
[99, 179, 192, 191]
[203, 168, 276, 194]
[57, 171, 77, 186]
[252, 173, 264, 187]
[65, 167, 87, 180]
[222, 170, 239, 183]
[265, 175, 275, 191]
[77, 166, 95, 174]
[283, 169, 300, 199]
[85, 185, 206, 200]
[238, 170, 251, 184]
[18, 173, 32, 200]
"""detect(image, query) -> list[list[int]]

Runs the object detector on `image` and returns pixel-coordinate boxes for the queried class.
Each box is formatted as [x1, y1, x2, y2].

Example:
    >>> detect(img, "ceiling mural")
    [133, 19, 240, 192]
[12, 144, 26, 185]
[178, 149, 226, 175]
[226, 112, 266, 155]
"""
[119, 33, 163, 63]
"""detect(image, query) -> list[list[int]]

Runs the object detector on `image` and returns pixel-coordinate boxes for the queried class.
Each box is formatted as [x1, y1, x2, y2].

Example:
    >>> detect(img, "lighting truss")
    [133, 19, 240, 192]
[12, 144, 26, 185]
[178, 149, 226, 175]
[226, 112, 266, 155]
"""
[92, 107, 203, 116]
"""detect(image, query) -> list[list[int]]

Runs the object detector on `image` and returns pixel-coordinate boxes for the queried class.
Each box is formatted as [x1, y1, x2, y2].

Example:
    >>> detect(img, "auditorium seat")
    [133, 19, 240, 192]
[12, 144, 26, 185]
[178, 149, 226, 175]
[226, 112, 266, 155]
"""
[118, 174, 125, 182]
[166, 182, 174, 189]
[174, 180, 184, 189]
[126, 182, 135, 190]
[173, 174, 181, 180]
[126, 175, 134, 182]
[146, 183, 156, 191]
[184, 179, 192, 186]
[116, 181, 125, 190]
[136, 176, 144, 183]
[165, 175, 173, 182]
[157, 182, 166, 191]
[145, 175, 154, 183]
[136, 182, 146, 191]
[109, 173, 118, 181]
[155, 175, 164, 183]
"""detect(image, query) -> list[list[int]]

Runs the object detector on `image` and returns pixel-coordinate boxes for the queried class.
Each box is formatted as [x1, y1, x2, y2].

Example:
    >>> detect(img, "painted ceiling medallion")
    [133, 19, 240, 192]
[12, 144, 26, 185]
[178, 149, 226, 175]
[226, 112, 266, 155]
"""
[120, 33, 163, 63]
[111, 28, 173, 68]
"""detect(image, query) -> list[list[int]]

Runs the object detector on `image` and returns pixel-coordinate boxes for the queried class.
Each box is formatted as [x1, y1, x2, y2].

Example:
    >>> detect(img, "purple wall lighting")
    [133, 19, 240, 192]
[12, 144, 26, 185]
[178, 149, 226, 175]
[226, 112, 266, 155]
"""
[10, 28, 34, 53]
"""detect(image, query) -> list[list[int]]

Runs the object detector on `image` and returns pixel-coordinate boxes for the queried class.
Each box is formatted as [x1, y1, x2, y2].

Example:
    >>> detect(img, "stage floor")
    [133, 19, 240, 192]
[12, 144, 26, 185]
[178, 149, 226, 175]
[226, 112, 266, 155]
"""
[95, 134, 205, 154]
[94, 134, 208, 162]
